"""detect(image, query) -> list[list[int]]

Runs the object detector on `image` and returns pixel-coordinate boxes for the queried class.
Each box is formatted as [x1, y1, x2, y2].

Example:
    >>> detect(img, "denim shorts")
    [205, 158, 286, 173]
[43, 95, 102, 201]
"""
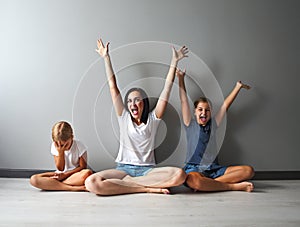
[183, 163, 227, 179]
[116, 163, 154, 177]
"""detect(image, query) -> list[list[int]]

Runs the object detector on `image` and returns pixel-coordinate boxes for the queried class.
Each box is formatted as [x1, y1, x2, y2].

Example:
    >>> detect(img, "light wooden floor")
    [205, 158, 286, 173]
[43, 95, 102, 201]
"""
[0, 178, 300, 226]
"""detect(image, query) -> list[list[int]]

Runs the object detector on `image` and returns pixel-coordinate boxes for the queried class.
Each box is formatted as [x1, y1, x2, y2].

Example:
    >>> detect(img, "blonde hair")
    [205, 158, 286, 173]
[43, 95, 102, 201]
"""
[52, 121, 73, 142]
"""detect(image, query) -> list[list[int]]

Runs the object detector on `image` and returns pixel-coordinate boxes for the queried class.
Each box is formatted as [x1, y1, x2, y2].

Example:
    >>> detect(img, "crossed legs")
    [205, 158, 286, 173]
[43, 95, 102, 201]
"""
[185, 165, 255, 192]
[85, 167, 186, 196]
[30, 169, 93, 191]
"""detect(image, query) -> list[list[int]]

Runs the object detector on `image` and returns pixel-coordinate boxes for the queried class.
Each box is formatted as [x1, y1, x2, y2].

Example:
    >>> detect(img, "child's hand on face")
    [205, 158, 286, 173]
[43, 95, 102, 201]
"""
[54, 140, 71, 154]
[54, 141, 65, 154]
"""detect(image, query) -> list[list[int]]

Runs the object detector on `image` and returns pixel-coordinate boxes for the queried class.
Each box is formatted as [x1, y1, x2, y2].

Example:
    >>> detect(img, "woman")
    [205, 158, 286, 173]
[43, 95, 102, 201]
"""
[85, 38, 188, 195]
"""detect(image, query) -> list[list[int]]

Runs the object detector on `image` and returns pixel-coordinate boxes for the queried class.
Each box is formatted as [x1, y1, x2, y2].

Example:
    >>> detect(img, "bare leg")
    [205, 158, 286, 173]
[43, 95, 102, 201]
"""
[63, 169, 93, 186]
[84, 169, 169, 195]
[123, 167, 186, 188]
[30, 172, 86, 191]
[215, 165, 255, 183]
[186, 172, 254, 192]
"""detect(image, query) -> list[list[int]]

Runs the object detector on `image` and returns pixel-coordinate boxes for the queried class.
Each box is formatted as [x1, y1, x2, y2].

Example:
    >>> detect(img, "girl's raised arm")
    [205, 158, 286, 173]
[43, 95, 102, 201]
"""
[176, 69, 192, 126]
[155, 46, 188, 119]
[215, 81, 251, 127]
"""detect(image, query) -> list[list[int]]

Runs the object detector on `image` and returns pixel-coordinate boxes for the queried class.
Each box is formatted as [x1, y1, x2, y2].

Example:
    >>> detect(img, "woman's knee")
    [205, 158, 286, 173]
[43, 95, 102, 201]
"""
[84, 174, 95, 189]
[84, 173, 104, 193]
[176, 168, 187, 184]
[166, 168, 186, 186]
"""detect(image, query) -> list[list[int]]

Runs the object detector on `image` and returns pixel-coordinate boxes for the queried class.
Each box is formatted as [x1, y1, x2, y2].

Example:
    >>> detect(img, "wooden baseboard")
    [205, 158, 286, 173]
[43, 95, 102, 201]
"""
[1, 168, 300, 180]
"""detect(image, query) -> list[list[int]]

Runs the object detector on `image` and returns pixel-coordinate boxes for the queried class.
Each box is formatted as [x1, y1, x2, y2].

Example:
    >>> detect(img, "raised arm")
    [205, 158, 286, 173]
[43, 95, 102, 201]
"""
[215, 81, 251, 127]
[96, 38, 124, 116]
[176, 69, 192, 126]
[155, 46, 189, 119]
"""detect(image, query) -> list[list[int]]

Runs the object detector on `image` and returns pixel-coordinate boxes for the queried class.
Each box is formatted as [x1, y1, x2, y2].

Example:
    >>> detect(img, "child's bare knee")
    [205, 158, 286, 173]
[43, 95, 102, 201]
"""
[30, 175, 40, 188]
[81, 169, 93, 178]
[76, 169, 93, 184]
[186, 172, 202, 189]
[244, 166, 255, 179]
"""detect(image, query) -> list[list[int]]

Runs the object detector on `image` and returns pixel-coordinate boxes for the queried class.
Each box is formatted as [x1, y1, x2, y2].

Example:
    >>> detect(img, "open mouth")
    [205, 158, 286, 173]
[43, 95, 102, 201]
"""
[199, 115, 207, 123]
[131, 108, 138, 116]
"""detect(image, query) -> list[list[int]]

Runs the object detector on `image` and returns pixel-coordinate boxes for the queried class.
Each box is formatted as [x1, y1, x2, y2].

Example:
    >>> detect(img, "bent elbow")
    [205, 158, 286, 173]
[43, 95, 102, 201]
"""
[57, 166, 64, 172]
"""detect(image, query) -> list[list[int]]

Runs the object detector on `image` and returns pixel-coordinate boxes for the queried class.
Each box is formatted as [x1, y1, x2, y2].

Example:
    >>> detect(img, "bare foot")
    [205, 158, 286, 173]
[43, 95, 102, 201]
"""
[147, 187, 170, 194]
[232, 181, 254, 192]
[70, 185, 87, 192]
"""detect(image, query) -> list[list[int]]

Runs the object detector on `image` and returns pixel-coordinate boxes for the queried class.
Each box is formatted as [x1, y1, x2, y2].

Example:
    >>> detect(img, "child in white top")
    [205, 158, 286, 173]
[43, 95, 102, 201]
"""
[30, 121, 92, 191]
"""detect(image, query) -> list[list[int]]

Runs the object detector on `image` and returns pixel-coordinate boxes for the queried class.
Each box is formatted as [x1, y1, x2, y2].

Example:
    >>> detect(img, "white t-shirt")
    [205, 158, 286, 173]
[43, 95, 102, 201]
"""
[115, 110, 161, 166]
[50, 140, 87, 172]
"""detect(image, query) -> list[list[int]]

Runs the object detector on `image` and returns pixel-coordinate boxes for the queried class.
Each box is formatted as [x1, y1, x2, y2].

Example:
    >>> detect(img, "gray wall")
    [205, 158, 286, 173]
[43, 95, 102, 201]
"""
[0, 0, 299, 172]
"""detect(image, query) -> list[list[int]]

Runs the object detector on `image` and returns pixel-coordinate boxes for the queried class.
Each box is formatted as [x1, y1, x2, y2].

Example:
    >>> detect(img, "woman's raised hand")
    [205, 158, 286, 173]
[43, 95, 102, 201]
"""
[96, 38, 109, 58]
[172, 45, 189, 62]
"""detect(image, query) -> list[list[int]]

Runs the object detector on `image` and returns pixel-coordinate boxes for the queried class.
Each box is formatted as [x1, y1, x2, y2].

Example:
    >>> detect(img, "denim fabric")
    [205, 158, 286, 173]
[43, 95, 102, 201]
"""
[116, 163, 154, 177]
[183, 163, 227, 179]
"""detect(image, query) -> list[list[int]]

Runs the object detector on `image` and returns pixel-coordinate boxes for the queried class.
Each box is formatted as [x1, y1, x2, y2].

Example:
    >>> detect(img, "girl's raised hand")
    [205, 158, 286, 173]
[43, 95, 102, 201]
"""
[176, 68, 186, 78]
[237, 81, 251, 90]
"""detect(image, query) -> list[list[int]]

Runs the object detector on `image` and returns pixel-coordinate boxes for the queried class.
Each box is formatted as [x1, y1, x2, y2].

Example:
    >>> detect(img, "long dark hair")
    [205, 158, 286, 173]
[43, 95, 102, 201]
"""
[124, 87, 150, 124]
